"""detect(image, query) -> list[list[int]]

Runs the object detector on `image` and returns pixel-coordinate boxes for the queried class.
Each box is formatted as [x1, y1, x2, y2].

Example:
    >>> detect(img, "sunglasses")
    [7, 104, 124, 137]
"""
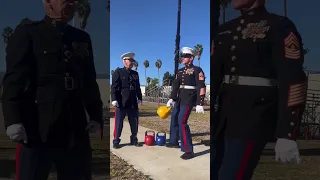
[180, 54, 193, 58]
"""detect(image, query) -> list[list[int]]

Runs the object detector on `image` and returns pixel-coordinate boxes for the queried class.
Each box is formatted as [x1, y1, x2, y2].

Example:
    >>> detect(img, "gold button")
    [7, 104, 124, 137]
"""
[292, 111, 295, 114]
[64, 59, 68, 62]
[237, 27, 241, 31]
[44, 51, 47, 54]
[288, 133, 292, 137]
[231, 67, 236, 72]
[65, 73, 69, 76]
[290, 122, 294, 126]
[233, 36, 238, 40]
[231, 56, 236, 61]
[231, 45, 236, 50]
[240, 19, 244, 24]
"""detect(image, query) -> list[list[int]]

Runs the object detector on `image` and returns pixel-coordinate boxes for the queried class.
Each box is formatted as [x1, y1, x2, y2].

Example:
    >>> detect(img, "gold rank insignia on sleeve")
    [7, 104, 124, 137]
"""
[287, 82, 306, 107]
[199, 71, 205, 80]
[284, 32, 301, 60]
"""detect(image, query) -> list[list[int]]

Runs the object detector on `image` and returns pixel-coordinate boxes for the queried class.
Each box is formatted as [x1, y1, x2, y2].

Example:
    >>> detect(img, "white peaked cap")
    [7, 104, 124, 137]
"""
[181, 47, 195, 56]
[120, 52, 135, 60]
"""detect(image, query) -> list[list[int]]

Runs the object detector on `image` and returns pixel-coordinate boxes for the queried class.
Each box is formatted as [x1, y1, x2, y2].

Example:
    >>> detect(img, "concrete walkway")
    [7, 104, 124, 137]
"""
[110, 118, 210, 180]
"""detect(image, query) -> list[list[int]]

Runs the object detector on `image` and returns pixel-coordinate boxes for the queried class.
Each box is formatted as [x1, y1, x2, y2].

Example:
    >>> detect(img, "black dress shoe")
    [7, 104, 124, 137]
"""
[131, 142, 142, 147]
[113, 144, 121, 149]
[165, 143, 180, 148]
[180, 152, 194, 160]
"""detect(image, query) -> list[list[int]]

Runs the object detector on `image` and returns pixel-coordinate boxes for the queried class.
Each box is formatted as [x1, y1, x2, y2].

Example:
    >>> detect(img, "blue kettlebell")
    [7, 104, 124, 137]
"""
[156, 131, 166, 146]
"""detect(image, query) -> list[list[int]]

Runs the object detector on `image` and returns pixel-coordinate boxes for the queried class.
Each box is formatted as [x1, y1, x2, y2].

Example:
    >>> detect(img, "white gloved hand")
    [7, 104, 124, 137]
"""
[6, 123, 28, 143]
[85, 121, 101, 133]
[275, 138, 301, 164]
[111, 101, 118, 107]
[196, 105, 204, 113]
[166, 99, 175, 107]
[137, 100, 142, 105]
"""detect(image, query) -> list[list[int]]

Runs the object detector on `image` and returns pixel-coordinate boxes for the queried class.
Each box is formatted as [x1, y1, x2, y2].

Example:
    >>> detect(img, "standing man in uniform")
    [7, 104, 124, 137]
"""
[211, 0, 307, 179]
[2, 0, 103, 179]
[111, 52, 143, 149]
[166, 47, 206, 160]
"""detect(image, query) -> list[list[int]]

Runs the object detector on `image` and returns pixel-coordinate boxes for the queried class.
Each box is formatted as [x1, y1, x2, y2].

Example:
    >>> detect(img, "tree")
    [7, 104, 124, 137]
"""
[194, 44, 203, 67]
[146, 77, 151, 86]
[19, 17, 32, 25]
[107, 0, 110, 12]
[174, 0, 181, 75]
[132, 60, 138, 71]
[155, 59, 162, 86]
[143, 60, 150, 86]
[162, 71, 175, 86]
[1, 26, 13, 46]
[75, 0, 91, 30]
[149, 78, 159, 88]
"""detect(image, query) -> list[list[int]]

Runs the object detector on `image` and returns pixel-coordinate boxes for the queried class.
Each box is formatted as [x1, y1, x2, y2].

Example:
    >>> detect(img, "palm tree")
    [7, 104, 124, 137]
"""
[132, 60, 138, 71]
[1, 26, 14, 46]
[194, 44, 203, 67]
[155, 59, 162, 86]
[19, 17, 31, 25]
[107, 0, 110, 12]
[174, 0, 181, 75]
[143, 60, 150, 86]
[146, 77, 151, 86]
[74, 0, 91, 30]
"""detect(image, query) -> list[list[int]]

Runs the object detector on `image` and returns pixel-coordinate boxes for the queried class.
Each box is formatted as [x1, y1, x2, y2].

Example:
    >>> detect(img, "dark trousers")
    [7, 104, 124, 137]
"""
[169, 105, 193, 152]
[113, 107, 139, 144]
[211, 138, 267, 180]
[15, 143, 92, 180]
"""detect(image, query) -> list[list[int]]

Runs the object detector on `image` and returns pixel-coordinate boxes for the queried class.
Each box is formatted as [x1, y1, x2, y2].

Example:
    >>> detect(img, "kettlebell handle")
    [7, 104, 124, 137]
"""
[145, 130, 155, 136]
[156, 131, 166, 136]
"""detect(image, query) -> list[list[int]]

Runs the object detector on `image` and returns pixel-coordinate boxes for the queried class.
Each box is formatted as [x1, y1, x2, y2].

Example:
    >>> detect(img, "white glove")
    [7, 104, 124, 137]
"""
[137, 100, 142, 105]
[85, 121, 101, 133]
[275, 138, 301, 164]
[6, 124, 28, 143]
[166, 99, 175, 107]
[196, 105, 204, 113]
[111, 101, 118, 107]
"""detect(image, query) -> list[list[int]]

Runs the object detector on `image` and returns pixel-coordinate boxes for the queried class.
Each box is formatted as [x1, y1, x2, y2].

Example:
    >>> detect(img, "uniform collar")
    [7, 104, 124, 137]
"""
[185, 64, 194, 68]
[240, 5, 267, 17]
[43, 15, 68, 30]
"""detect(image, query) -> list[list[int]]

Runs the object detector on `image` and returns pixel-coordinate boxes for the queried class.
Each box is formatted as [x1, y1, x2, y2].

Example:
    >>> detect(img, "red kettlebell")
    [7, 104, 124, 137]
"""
[144, 130, 155, 146]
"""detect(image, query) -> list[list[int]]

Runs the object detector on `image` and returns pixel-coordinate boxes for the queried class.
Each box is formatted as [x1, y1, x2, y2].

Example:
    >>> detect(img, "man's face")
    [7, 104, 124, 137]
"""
[181, 54, 193, 65]
[233, 0, 256, 10]
[123, 59, 134, 68]
[44, 0, 77, 21]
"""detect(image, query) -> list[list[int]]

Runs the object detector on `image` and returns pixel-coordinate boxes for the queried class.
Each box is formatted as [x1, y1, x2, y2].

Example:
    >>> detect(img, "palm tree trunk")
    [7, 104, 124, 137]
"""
[284, 0, 287, 17]
[174, 0, 181, 75]
[198, 60, 200, 67]
[145, 68, 147, 86]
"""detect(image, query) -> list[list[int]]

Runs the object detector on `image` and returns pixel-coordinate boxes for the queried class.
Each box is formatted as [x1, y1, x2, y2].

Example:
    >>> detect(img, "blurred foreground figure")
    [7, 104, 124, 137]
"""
[111, 52, 143, 149]
[166, 47, 206, 160]
[211, 0, 307, 179]
[2, 0, 102, 179]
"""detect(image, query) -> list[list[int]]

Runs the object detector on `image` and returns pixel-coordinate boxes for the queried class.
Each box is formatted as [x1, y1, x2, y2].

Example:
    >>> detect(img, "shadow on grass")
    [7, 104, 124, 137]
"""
[107, 111, 158, 118]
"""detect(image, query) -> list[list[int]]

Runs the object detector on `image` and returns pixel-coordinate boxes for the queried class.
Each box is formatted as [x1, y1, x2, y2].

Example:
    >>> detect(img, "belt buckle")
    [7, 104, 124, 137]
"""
[180, 85, 185, 88]
[229, 76, 239, 84]
[65, 77, 74, 90]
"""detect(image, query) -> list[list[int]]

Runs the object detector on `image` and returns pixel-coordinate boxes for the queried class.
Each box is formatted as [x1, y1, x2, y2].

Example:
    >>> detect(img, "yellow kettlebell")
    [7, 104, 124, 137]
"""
[157, 106, 171, 119]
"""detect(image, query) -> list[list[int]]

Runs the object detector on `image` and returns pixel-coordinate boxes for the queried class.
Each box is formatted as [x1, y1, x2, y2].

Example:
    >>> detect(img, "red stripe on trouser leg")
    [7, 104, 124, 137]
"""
[182, 106, 190, 152]
[236, 141, 254, 180]
[15, 144, 22, 180]
[113, 108, 117, 139]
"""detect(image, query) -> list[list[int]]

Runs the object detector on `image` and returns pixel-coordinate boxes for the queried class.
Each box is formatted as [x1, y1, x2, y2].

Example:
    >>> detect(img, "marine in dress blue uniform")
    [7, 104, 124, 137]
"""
[166, 47, 206, 160]
[2, 1, 102, 179]
[210, 1, 307, 179]
[111, 52, 143, 149]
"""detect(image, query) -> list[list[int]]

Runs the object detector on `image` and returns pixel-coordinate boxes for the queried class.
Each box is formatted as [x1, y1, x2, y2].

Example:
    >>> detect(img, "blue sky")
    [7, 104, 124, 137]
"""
[110, 0, 210, 85]
[222, 1, 319, 72]
[0, 1, 109, 76]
